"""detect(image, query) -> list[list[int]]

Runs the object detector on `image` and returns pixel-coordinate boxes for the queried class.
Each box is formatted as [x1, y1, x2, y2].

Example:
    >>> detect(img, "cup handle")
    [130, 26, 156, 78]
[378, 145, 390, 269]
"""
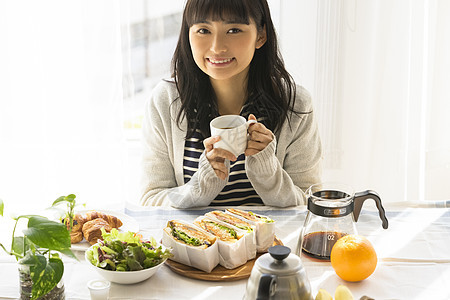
[353, 190, 389, 229]
[246, 119, 257, 128]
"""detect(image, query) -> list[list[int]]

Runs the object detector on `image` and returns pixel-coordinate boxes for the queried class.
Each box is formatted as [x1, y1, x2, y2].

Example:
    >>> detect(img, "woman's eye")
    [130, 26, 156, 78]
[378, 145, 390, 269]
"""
[197, 28, 210, 34]
[228, 28, 242, 34]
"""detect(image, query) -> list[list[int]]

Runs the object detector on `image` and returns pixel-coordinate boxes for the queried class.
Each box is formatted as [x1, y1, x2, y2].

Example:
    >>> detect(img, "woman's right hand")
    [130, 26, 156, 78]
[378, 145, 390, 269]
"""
[203, 136, 237, 180]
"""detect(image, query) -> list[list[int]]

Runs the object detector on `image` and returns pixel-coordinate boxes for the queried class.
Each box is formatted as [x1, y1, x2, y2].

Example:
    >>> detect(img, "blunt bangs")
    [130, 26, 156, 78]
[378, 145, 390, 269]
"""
[184, 0, 263, 28]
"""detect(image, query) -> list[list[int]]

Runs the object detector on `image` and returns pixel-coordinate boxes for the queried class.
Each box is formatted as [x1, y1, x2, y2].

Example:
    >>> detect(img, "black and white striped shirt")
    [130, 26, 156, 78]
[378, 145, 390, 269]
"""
[183, 129, 264, 206]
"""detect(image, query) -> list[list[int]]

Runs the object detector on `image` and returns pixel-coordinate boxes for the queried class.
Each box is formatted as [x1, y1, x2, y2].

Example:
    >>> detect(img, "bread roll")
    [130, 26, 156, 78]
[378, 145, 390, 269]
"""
[70, 231, 83, 244]
[85, 211, 123, 228]
[82, 218, 112, 245]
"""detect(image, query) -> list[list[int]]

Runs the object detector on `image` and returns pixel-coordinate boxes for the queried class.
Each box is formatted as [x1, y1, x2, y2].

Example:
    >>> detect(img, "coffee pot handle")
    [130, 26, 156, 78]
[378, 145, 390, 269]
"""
[256, 274, 277, 300]
[353, 190, 389, 229]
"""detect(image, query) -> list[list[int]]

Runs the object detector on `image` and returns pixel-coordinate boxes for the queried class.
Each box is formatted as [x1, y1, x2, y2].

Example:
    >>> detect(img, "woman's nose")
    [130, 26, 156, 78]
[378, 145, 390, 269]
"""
[210, 34, 227, 53]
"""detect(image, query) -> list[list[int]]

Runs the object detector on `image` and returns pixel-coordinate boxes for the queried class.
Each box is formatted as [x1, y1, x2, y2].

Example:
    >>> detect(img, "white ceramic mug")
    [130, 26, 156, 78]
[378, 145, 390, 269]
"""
[210, 115, 257, 157]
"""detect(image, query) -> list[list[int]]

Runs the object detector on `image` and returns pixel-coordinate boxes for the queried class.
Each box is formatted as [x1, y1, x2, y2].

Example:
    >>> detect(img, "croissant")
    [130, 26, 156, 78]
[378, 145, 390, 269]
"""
[62, 213, 87, 233]
[70, 231, 83, 244]
[85, 211, 123, 229]
[82, 218, 112, 245]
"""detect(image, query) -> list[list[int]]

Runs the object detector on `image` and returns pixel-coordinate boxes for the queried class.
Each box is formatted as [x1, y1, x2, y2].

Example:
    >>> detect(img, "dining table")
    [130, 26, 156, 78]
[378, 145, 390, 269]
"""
[1, 200, 450, 300]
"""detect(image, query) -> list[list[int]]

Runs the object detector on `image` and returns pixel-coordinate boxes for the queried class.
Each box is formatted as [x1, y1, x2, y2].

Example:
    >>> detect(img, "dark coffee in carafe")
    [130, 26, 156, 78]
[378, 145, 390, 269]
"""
[301, 231, 347, 260]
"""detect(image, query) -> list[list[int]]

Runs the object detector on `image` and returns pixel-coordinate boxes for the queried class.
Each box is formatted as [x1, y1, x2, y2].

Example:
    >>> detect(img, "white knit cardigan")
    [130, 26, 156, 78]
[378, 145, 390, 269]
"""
[139, 80, 322, 208]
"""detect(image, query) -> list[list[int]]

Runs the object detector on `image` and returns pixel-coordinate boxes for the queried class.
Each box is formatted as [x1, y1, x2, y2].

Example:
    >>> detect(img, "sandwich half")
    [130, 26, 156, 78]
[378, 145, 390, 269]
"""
[164, 220, 216, 249]
[162, 219, 219, 272]
[226, 208, 274, 223]
[206, 211, 255, 233]
[205, 211, 257, 260]
[194, 218, 244, 243]
[194, 216, 248, 269]
[225, 208, 276, 252]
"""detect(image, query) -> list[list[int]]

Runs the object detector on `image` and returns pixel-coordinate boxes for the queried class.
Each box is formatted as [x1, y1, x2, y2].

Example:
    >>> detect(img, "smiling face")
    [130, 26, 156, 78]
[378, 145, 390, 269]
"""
[189, 19, 266, 83]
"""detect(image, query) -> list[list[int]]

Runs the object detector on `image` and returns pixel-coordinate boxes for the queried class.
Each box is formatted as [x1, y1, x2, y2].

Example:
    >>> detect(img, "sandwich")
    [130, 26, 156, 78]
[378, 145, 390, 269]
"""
[225, 208, 276, 253]
[194, 218, 243, 243]
[226, 208, 274, 223]
[164, 220, 216, 249]
[194, 216, 248, 269]
[206, 210, 255, 233]
[205, 211, 257, 260]
[162, 219, 219, 272]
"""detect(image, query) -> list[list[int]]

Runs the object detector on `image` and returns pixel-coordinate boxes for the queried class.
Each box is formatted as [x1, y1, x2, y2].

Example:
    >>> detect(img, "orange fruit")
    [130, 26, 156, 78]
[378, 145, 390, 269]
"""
[330, 234, 377, 282]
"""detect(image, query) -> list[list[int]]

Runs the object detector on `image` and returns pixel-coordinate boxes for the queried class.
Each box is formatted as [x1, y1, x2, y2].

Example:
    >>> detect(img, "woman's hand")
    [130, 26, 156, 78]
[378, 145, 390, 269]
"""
[245, 114, 273, 156]
[203, 136, 237, 180]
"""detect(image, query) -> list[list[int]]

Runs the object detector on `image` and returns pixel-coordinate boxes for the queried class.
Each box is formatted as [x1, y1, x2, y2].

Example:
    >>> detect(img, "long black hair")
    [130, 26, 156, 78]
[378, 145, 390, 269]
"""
[172, 0, 298, 138]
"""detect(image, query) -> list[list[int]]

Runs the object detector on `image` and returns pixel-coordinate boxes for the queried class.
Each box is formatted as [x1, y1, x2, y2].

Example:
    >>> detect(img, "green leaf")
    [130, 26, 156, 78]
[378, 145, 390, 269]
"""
[0, 198, 4, 216]
[21, 253, 64, 300]
[65, 194, 76, 202]
[23, 216, 71, 251]
[12, 236, 27, 257]
[19, 250, 40, 266]
[16, 214, 43, 220]
[57, 248, 77, 260]
[51, 196, 66, 206]
[51, 194, 76, 207]
[124, 246, 144, 271]
[128, 245, 146, 264]
[126, 257, 143, 271]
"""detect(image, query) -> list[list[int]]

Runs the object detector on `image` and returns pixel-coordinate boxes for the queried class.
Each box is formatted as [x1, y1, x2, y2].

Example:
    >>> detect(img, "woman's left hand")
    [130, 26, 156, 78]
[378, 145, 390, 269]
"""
[245, 114, 273, 156]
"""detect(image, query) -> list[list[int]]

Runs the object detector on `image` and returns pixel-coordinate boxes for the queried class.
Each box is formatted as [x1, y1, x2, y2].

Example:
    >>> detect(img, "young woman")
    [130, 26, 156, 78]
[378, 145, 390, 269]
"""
[140, 0, 322, 208]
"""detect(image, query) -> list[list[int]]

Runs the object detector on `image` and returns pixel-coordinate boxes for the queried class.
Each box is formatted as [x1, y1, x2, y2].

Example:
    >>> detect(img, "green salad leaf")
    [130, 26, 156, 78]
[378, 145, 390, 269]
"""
[86, 228, 172, 272]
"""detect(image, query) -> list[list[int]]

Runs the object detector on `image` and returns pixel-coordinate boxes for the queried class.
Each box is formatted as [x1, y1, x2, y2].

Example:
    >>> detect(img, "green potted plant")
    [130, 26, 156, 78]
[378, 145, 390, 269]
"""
[49, 194, 85, 233]
[0, 195, 77, 300]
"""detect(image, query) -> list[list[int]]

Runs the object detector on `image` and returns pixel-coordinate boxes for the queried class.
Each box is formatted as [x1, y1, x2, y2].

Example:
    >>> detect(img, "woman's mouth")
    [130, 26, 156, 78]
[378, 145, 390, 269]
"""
[207, 58, 234, 65]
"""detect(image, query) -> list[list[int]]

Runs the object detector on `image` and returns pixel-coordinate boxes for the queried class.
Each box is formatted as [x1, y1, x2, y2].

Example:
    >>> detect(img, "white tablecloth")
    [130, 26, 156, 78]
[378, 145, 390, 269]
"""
[1, 201, 450, 300]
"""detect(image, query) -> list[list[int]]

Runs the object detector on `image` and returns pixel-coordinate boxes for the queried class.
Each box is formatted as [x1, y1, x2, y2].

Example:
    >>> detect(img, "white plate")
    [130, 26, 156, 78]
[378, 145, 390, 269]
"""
[70, 210, 140, 251]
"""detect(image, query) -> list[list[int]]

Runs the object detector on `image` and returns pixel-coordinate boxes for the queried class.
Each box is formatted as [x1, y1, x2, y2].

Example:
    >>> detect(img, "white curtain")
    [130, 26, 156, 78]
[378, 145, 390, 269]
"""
[1, 1, 448, 214]
[281, 0, 450, 202]
[0, 1, 127, 213]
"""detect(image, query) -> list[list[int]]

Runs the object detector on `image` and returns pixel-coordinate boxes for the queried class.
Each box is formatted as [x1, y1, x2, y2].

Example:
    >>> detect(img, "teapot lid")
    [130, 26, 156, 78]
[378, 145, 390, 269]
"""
[255, 246, 304, 276]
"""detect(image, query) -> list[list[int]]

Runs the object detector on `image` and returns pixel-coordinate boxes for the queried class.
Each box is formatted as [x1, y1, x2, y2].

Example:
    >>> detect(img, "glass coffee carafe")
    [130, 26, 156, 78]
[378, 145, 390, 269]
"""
[296, 182, 389, 261]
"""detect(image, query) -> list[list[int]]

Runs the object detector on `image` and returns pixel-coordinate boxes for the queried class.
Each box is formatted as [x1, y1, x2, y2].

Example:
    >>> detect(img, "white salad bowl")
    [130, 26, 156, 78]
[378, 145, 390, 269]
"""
[85, 244, 168, 284]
